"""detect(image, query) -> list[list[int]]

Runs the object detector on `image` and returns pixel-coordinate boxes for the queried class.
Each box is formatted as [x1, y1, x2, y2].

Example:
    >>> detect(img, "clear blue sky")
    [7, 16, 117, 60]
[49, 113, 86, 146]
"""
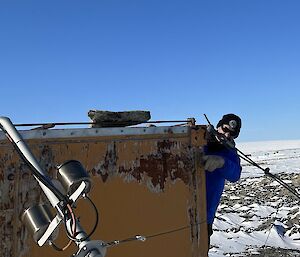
[0, 0, 299, 142]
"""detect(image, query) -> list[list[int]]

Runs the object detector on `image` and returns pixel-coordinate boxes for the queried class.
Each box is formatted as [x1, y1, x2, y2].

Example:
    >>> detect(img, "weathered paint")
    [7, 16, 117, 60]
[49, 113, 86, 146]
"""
[0, 125, 207, 257]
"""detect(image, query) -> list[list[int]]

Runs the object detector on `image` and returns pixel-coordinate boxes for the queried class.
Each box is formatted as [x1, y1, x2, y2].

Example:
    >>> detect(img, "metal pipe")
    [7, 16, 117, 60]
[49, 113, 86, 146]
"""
[0, 116, 61, 208]
[0, 116, 106, 256]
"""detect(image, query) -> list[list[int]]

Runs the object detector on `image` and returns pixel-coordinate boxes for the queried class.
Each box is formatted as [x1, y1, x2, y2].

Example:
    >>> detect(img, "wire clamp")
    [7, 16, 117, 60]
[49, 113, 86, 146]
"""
[113, 240, 120, 245]
[264, 168, 270, 174]
[135, 235, 146, 242]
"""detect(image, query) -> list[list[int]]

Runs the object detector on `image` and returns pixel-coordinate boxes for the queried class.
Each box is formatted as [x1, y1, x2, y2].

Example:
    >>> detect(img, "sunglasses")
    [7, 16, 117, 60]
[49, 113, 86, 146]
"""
[222, 125, 235, 135]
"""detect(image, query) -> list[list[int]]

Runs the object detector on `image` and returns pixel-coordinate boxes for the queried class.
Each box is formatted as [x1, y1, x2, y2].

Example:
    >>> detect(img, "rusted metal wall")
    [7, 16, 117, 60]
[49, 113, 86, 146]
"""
[0, 125, 207, 257]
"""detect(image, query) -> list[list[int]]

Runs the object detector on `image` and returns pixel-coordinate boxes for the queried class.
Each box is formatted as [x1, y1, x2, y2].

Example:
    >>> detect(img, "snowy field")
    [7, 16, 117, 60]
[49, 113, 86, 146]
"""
[210, 140, 300, 257]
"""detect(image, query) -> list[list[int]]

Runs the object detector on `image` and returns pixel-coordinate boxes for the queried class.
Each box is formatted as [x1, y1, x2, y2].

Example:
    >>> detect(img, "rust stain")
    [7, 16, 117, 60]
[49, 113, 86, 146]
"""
[0, 212, 14, 257]
[117, 139, 194, 191]
[92, 142, 118, 182]
[82, 138, 195, 192]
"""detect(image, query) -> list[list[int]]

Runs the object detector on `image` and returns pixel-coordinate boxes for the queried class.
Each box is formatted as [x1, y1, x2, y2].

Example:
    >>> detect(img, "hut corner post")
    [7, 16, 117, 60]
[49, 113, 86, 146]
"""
[190, 126, 208, 257]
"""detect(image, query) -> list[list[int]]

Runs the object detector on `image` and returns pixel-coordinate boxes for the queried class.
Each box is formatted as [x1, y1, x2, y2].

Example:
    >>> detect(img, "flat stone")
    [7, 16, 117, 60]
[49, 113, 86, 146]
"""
[88, 110, 151, 127]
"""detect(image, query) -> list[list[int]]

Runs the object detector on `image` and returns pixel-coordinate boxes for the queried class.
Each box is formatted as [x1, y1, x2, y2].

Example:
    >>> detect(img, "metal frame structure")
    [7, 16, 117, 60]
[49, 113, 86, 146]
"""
[0, 117, 208, 257]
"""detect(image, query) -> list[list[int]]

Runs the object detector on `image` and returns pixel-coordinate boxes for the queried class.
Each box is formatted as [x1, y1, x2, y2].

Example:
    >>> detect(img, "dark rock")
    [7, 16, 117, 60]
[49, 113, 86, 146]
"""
[88, 110, 151, 127]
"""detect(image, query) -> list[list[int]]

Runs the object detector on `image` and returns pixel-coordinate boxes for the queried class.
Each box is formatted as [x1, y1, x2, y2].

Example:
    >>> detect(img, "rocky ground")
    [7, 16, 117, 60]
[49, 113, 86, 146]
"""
[211, 173, 300, 257]
[244, 248, 300, 257]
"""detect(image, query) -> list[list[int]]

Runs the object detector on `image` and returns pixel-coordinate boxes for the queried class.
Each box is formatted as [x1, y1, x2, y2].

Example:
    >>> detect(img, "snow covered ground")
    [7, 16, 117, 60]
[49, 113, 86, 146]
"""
[210, 140, 300, 257]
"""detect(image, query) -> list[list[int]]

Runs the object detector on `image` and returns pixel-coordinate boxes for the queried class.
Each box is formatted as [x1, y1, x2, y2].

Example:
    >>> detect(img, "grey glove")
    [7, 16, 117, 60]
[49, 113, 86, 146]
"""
[202, 155, 225, 172]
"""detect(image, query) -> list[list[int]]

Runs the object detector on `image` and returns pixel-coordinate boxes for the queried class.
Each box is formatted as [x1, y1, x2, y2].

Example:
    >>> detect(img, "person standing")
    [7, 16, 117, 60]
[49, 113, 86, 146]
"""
[202, 114, 242, 247]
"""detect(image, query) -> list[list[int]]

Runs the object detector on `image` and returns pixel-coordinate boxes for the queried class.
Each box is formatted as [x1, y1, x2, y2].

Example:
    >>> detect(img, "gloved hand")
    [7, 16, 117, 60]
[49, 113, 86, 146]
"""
[202, 155, 225, 172]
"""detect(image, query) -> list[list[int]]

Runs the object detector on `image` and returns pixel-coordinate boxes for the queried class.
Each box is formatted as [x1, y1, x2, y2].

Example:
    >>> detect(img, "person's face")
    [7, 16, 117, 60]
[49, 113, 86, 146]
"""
[217, 124, 234, 139]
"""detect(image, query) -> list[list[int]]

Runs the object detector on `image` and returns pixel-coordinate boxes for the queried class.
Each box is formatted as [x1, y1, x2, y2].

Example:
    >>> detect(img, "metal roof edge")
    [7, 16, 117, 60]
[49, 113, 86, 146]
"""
[0, 126, 190, 141]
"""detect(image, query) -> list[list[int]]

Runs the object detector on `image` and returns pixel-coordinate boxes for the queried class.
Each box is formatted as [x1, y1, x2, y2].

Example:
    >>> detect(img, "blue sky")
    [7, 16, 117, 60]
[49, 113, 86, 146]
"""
[0, 0, 299, 142]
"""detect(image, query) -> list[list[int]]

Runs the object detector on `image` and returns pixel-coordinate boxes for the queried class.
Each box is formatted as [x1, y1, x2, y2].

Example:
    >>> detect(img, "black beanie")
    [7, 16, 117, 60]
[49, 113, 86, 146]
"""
[216, 114, 242, 139]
